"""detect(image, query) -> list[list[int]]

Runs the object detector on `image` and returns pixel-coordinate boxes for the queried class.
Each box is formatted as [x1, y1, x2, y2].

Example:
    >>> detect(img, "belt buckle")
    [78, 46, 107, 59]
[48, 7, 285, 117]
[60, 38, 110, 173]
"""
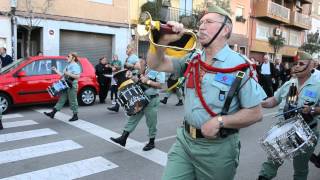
[189, 125, 197, 139]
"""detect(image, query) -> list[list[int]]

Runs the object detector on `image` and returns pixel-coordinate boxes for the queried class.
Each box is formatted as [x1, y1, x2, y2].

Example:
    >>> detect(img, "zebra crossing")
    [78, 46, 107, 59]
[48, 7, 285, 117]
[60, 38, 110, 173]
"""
[0, 112, 119, 179]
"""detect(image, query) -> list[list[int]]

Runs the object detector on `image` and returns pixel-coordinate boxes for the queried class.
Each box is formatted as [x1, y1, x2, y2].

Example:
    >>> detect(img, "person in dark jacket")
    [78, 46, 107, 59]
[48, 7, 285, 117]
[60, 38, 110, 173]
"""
[273, 57, 284, 91]
[95, 57, 112, 103]
[0, 47, 13, 68]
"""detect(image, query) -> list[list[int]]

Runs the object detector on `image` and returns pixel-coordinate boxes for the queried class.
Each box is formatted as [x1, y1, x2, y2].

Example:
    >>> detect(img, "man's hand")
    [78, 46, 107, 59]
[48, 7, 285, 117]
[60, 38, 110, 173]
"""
[201, 118, 220, 139]
[158, 21, 185, 45]
[140, 75, 149, 84]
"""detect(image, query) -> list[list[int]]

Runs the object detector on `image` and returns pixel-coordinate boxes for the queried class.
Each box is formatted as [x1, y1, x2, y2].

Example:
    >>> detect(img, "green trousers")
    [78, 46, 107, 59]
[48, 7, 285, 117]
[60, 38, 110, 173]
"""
[165, 88, 183, 100]
[259, 129, 319, 180]
[54, 81, 78, 114]
[162, 127, 240, 180]
[124, 96, 159, 138]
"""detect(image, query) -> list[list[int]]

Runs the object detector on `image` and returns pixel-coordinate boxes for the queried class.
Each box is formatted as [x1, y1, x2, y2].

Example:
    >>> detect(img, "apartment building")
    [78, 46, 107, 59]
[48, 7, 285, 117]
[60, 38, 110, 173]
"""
[0, 0, 130, 63]
[250, 0, 312, 62]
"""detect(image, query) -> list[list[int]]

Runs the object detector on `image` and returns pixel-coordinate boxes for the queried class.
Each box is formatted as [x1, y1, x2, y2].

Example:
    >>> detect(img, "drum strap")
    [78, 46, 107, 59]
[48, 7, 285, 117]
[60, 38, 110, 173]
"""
[219, 71, 246, 137]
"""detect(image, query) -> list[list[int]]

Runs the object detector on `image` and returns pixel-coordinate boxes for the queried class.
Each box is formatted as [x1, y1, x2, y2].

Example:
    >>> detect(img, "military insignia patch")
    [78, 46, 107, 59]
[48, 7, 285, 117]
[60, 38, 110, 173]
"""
[214, 73, 235, 86]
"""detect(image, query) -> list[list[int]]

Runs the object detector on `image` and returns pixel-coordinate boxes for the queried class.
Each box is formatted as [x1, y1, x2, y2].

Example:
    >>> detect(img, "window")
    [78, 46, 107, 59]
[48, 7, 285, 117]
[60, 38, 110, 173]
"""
[235, 6, 244, 17]
[22, 59, 52, 76]
[88, 0, 112, 5]
[54, 59, 83, 73]
[256, 23, 270, 40]
[55, 59, 68, 73]
[0, 38, 6, 48]
[289, 30, 301, 47]
[281, 30, 289, 45]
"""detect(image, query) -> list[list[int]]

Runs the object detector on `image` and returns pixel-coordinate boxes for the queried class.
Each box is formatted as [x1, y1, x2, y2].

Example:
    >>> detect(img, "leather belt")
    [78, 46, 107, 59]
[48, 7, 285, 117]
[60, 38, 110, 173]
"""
[184, 121, 238, 139]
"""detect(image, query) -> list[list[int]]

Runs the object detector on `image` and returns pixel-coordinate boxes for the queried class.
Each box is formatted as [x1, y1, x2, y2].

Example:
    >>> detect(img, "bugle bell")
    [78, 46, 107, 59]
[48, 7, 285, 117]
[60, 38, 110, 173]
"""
[137, 11, 197, 58]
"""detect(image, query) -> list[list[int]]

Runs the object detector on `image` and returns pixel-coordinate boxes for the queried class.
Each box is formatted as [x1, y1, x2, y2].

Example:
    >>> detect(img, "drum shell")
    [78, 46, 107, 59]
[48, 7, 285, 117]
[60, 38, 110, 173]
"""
[117, 83, 149, 116]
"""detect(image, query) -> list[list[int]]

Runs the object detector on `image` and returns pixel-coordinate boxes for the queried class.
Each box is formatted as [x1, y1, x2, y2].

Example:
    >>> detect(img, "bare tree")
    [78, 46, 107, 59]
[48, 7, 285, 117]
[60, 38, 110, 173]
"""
[19, 0, 53, 57]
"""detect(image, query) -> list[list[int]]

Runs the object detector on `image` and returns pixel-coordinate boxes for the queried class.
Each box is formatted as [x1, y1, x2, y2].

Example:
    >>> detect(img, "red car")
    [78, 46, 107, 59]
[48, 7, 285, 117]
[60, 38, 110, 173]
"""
[0, 56, 99, 114]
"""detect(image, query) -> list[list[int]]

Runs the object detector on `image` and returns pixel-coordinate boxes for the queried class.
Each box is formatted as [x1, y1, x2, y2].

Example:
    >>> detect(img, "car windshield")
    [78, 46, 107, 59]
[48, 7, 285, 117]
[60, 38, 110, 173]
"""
[0, 58, 26, 74]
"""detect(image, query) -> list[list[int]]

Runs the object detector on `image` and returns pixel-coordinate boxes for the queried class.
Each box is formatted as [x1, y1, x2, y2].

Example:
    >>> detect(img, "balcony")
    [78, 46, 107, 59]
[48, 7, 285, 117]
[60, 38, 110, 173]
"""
[301, 0, 312, 4]
[290, 11, 311, 30]
[255, 0, 290, 24]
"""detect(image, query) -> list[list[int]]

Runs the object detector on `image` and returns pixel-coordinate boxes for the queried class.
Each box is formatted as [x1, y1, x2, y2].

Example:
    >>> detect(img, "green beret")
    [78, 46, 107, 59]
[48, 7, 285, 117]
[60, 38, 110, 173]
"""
[206, 5, 232, 22]
[295, 51, 313, 61]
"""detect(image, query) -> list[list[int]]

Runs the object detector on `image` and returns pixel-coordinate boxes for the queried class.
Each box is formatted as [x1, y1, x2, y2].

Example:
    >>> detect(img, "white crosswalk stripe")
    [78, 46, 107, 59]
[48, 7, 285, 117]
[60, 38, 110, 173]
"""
[2, 120, 38, 128]
[35, 108, 168, 166]
[0, 128, 57, 143]
[0, 112, 120, 179]
[0, 140, 82, 165]
[0, 156, 118, 180]
[2, 114, 23, 120]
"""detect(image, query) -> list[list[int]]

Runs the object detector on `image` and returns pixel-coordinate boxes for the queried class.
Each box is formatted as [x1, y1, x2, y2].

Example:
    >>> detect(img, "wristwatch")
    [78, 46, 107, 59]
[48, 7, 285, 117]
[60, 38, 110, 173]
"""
[310, 107, 316, 115]
[217, 116, 224, 128]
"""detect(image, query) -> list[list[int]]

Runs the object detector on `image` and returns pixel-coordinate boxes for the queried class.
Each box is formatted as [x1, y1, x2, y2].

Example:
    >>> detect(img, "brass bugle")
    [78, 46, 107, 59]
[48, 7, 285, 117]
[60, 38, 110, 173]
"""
[137, 11, 197, 57]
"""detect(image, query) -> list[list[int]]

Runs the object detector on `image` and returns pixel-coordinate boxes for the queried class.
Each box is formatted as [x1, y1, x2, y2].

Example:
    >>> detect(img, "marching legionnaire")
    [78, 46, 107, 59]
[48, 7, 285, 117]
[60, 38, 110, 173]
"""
[108, 45, 139, 112]
[258, 51, 320, 180]
[110, 58, 165, 151]
[160, 73, 184, 106]
[146, 5, 266, 180]
[44, 52, 81, 122]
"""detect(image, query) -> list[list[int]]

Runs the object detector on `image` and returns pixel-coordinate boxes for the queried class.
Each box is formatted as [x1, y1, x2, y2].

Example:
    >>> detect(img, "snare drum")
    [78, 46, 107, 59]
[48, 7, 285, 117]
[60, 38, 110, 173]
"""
[113, 69, 149, 116]
[47, 79, 70, 97]
[260, 115, 317, 164]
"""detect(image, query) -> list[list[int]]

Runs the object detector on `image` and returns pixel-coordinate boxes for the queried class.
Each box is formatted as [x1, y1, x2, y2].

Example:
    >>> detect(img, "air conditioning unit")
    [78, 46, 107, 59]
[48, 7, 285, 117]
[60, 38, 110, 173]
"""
[274, 28, 282, 36]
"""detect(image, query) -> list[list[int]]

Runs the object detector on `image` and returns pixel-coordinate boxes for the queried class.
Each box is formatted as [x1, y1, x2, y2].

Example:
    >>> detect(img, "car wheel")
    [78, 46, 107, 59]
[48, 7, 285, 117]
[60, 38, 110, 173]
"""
[0, 93, 12, 114]
[78, 87, 96, 106]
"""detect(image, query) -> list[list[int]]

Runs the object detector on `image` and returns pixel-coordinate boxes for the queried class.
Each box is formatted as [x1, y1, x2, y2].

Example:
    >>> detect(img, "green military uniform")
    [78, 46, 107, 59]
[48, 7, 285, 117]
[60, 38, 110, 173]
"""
[162, 45, 266, 180]
[259, 52, 320, 180]
[124, 69, 165, 138]
[54, 62, 81, 114]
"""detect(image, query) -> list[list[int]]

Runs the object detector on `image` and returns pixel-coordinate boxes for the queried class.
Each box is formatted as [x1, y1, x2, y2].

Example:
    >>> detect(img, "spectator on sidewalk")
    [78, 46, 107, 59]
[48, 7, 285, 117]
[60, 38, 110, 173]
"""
[95, 57, 112, 104]
[110, 54, 122, 104]
[273, 57, 284, 91]
[257, 54, 275, 97]
[0, 47, 13, 68]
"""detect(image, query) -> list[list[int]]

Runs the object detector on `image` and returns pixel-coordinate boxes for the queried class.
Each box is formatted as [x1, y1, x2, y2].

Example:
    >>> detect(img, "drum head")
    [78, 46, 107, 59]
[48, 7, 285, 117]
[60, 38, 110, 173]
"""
[265, 121, 295, 142]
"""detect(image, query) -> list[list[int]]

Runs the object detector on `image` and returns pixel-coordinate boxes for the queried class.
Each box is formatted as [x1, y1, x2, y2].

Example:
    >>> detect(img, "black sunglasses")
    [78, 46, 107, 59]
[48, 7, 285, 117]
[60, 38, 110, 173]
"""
[293, 62, 307, 66]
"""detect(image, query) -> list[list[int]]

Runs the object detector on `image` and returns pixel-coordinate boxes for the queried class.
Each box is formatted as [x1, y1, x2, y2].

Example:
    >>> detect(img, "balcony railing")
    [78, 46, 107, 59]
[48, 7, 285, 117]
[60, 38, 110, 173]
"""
[301, 0, 312, 4]
[267, 1, 290, 21]
[290, 11, 311, 30]
[255, 0, 290, 24]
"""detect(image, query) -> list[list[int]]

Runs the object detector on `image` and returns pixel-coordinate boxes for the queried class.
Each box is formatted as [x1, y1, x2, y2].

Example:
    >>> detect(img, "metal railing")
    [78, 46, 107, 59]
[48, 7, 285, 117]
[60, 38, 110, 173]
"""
[267, 1, 290, 21]
[161, 7, 197, 22]
[294, 12, 311, 28]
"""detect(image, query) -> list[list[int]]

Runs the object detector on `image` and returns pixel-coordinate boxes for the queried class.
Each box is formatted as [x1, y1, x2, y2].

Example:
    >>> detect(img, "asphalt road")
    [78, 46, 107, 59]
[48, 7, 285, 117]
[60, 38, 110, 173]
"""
[0, 96, 319, 180]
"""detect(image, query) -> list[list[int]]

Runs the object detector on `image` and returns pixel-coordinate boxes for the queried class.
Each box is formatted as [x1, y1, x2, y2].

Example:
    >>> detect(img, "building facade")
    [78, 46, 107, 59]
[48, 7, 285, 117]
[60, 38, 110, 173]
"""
[0, 0, 131, 64]
[310, 0, 320, 59]
[250, 0, 312, 62]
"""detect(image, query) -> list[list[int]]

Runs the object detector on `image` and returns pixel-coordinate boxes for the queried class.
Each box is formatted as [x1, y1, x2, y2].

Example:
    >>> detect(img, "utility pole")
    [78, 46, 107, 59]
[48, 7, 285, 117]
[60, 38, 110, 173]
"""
[10, 0, 17, 60]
